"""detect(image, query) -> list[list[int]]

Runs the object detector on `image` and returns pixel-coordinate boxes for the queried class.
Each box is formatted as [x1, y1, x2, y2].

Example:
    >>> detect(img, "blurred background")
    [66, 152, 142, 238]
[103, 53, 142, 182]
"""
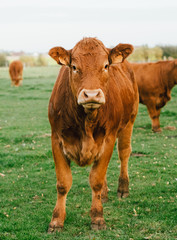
[1, 1, 177, 239]
[0, 0, 177, 67]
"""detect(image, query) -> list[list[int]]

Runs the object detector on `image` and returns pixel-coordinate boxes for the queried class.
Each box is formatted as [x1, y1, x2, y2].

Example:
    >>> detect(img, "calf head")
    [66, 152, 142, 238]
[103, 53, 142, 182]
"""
[49, 38, 133, 111]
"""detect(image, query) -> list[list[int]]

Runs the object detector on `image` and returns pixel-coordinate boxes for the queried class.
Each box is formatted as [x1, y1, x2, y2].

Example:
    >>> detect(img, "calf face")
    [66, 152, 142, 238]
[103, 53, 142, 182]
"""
[49, 38, 133, 110]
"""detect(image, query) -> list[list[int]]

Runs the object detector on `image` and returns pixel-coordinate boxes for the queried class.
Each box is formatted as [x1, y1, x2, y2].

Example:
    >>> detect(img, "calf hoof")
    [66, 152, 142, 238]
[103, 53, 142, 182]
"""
[91, 218, 106, 230]
[48, 220, 64, 233]
[117, 191, 129, 199]
[48, 226, 63, 233]
[152, 127, 162, 133]
[118, 177, 129, 199]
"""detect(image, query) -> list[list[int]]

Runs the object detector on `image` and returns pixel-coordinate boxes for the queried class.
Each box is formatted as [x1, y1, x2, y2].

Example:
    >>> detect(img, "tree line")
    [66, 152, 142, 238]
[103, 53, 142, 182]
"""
[128, 45, 177, 62]
[0, 45, 177, 67]
[0, 53, 49, 67]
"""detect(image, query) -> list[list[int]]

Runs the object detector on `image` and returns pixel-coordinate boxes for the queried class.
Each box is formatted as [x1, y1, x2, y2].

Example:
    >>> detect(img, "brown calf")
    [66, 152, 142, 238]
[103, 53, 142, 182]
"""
[48, 38, 139, 231]
[9, 60, 23, 86]
[132, 60, 177, 132]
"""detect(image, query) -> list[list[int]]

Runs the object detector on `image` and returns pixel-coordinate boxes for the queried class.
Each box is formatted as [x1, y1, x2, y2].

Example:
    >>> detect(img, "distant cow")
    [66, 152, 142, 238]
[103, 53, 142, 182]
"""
[9, 60, 23, 86]
[132, 61, 177, 132]
[48, 38, 139, 231]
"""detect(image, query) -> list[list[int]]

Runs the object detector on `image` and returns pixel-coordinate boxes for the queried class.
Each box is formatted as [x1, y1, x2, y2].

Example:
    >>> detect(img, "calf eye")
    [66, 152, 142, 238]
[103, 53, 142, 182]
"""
[104, 64, 109, 70]
[72, 65, 76, 71]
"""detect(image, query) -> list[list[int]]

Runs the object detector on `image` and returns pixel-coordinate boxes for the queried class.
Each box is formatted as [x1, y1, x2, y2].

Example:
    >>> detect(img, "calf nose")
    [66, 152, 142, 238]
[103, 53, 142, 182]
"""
[84, 90, 101, 99]
[78, 89, 105, 108]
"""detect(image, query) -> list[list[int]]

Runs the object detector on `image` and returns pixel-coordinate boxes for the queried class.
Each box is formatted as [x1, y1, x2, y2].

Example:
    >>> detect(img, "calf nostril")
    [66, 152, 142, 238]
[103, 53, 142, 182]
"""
[96, 91, 101, 97]
[84, 92, 88, 98]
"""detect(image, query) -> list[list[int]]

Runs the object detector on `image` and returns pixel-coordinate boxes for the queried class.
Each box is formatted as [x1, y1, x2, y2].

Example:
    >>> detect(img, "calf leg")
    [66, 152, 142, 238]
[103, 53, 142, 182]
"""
[48, 133, 72, 233]
[18, 80, 23, 86]
[117, 120, 134, 198]
[89, 135, 116, 230]
[147, 106, 161, 132]
[101, 175, 108, 203]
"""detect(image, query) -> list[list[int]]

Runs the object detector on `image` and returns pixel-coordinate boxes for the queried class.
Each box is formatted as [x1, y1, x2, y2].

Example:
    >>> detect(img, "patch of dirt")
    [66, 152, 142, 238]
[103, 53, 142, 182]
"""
[167, 135, 177, 138]
[131, 152, 148, 157]
[164, 126, 176, 131]
[37, 133, 51, 138]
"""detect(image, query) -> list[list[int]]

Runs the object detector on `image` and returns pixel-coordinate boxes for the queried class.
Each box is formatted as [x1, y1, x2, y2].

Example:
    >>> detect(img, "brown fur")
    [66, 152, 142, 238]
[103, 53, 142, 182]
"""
[48, 38, 139, 232]
[9, 60, 23, 87]
[132, 60, 177, 132]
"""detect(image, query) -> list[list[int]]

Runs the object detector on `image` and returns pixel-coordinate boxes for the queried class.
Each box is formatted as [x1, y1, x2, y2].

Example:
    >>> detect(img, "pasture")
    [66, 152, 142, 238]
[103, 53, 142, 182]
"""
[0, 66, 177, 240]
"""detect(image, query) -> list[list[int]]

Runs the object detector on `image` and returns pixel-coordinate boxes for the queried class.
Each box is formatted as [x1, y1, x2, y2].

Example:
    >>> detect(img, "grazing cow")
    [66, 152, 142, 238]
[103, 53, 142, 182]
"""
[48, 38, 139, 231]
[132, 61, 177, 132]
[9, 60, 23, 86]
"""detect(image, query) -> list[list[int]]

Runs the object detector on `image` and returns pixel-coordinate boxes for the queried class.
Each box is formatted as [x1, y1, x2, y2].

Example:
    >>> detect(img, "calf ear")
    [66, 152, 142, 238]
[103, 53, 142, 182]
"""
[48, 47, 70, 65]
[109, 44, 133, 64]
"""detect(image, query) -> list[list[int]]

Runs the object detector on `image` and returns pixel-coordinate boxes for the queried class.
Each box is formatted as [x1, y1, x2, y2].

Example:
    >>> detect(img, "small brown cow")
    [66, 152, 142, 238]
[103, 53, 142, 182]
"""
[48, 38, 139, 231]
[132, 60, 177, 132]
[9, 60, 23, 86]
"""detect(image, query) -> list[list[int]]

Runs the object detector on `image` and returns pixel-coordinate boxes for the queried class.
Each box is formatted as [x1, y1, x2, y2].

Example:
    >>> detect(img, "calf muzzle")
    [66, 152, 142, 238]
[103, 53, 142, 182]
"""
[78, 89, 105, 109]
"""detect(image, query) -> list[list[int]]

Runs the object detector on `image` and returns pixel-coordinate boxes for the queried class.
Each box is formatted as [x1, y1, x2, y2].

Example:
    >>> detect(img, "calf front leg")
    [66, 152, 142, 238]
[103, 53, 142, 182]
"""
[117, 120, 134, 198]
[89, 135, 116, 230]
[48, 133, 72, 233]
[101, 176, 108, 203]
[117, 147, 131, 198]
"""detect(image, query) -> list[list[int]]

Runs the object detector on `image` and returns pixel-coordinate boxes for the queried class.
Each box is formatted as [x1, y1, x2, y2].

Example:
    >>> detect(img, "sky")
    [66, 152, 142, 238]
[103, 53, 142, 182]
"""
[0, 0, 177, 53]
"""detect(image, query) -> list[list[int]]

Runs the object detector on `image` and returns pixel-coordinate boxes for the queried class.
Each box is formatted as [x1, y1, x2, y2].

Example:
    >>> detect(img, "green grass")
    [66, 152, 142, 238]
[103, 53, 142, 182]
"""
[0, 66, 177, 240]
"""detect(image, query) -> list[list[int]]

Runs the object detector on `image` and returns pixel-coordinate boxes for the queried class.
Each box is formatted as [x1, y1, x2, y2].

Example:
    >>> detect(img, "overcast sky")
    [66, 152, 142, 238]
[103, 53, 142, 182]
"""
[0, 0, 177, 53]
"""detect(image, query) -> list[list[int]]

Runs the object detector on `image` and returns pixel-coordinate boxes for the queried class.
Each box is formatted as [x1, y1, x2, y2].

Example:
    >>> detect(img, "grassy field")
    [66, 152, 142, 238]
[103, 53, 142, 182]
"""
[0, 66, 177, 240]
